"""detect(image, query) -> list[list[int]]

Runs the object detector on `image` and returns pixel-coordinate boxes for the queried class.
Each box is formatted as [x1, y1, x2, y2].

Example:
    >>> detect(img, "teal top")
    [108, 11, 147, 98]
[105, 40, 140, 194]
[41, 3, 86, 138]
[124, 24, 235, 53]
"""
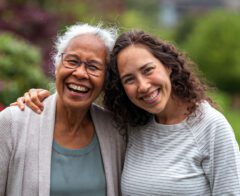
[50, 134, 106, 196]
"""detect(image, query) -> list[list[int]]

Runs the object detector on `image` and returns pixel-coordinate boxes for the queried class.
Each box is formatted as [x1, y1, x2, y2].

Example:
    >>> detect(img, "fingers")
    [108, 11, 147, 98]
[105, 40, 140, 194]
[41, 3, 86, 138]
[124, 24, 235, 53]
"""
[10, 88, 51, 114]
[24, 90, 43, 114]
[38, 89, 51, 101]
[24, 88, 51, 114]
[10, 97, 25, 110]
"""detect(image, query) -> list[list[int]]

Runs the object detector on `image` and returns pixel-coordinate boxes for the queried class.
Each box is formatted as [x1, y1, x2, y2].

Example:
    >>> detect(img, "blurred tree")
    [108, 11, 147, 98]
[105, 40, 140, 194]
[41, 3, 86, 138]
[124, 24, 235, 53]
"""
[0, 1, 60, 76]
[125, 0, 159, 21]
[116, 0, 175, 41]
[182, 10, 240, 99]
[39, 0, 124, 26]
[0, 33, 49, 106]
[174, 14, 199, 45]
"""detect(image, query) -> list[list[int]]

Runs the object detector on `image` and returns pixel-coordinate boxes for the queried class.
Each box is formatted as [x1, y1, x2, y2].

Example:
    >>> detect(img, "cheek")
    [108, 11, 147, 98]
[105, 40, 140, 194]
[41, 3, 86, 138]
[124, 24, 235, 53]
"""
[98, 73, 106, 86]
[55, 73, 60, 86]
[122, 85, 136, 100]
[93, 77, 105, 92]
[166, 76, 172, 90]
[155, 72, 171, 88]
[55, 70, 63, 84]
[55, 68, 69, 91]
[97, 82, 104, 91]
[55, 75, 63, 93]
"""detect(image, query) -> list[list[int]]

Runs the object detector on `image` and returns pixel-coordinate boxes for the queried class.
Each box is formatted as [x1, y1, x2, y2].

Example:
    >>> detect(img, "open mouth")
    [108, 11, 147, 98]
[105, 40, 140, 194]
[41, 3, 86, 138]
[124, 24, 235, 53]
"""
[67, 84, 89, 93]
[141, 89, 160, 103]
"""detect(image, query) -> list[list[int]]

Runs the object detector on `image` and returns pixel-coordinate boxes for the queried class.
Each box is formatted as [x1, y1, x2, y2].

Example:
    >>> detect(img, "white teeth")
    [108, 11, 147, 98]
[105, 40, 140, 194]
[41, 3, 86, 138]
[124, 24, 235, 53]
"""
[68, 84, 88, 92]
[142, 90, 159, 101]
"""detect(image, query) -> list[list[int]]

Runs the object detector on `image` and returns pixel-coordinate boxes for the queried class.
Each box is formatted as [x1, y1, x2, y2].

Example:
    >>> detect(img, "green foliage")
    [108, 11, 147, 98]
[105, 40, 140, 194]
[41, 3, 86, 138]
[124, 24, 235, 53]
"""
[119, 10, 152, 32]
[0, 33, 49, 106]
[174, 14, 199, 45]
[182, 10, 240, 94]
[43, 0, 88, 21]
[124, 0, 159, 21]
[118, 9, 175, 42]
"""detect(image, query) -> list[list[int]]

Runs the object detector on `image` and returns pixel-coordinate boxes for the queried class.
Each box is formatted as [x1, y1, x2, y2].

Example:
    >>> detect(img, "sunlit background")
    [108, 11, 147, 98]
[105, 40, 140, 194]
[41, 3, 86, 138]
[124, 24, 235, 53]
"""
[0, 0, 239, 142]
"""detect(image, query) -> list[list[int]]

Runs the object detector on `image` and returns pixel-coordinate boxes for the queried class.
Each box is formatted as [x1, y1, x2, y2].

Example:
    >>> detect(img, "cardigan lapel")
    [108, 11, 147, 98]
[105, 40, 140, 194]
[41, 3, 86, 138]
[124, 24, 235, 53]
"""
[90, 105, 115, 196]
[38, 94, 57, 196]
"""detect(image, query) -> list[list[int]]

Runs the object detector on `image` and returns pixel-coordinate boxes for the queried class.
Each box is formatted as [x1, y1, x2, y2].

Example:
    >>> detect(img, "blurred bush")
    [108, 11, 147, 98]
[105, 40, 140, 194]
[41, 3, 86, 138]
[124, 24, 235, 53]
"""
[0, 3, 59, 76]
[181, 10, 240, 94]
[0, 32, 49, 106]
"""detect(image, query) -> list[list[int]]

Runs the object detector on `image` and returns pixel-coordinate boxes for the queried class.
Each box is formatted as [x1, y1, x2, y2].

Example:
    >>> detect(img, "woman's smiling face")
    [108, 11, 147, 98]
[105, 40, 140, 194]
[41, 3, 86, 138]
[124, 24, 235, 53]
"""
[55, 34, 107, 110]
[117, 44, 172, 115]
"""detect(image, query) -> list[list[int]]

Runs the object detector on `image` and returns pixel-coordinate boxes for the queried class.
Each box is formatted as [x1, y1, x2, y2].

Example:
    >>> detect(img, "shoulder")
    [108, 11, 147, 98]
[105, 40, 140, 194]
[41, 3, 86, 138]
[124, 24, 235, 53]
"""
[0, 104, 32, 124]
[0, 103, 39, 135]
[42, 93, 57, 108]
[91, 103, 123, 138]
[189, 101, 237, 152]
[91, 103, 114, 121]
[0, 107, 13, 131]
[195, 101, 232, 130]
[0, 94, 56, 133]
[0, 106, 26, 146]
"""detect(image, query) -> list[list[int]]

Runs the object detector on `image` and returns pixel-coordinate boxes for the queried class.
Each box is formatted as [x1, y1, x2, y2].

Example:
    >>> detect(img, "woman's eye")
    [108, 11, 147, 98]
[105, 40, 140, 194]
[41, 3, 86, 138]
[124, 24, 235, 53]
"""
[87, 64, 99, 71]
[123, 77, 134, 84]
[67, 59, 79, 65]
[143, 66, 155, 75]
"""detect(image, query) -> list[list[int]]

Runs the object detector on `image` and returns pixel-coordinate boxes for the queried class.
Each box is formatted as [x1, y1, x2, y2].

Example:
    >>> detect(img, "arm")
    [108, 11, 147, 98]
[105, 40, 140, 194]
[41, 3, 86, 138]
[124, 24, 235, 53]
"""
[0, 109, 13, 195]
[202, 116, 240, 195]
[10, 89, 51, 114]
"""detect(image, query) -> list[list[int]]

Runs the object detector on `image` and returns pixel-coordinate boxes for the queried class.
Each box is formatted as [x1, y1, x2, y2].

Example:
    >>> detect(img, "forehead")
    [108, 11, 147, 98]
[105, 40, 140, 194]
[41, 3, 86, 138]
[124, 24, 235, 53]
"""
[117, 44, 156, 67]
[64, 34, 107, 59]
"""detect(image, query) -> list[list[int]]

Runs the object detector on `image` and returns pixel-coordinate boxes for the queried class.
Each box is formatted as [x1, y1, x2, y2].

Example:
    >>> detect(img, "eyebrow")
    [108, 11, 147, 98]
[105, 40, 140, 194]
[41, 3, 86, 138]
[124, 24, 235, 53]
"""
[139, 62, 154, 71]
[65, 53, 104, 66]
[120, 62, 154, 80]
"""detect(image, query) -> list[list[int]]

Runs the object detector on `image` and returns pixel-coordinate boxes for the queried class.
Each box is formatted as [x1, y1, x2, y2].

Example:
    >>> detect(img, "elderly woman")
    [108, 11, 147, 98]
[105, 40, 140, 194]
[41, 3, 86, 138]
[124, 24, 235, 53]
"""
[13, 30, 240, 195]
[0, 23, 125, 196]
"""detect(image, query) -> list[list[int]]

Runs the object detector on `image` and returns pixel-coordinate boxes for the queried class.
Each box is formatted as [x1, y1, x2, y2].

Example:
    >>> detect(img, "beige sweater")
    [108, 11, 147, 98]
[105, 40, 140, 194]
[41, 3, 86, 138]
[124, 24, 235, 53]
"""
[0, 94, 125, 196]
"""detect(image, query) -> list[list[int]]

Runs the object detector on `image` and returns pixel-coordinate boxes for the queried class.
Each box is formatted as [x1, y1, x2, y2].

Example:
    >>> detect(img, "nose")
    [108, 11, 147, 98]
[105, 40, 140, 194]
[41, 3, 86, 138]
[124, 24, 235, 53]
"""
[72, 64, 89, 79]
[137, 77, 150, 94]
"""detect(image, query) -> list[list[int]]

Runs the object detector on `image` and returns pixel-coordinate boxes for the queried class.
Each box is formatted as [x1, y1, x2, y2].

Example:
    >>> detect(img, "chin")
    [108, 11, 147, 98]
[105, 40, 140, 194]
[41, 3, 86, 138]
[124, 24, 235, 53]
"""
[61, 97, 91, 109]
[146, 105, 165, 115]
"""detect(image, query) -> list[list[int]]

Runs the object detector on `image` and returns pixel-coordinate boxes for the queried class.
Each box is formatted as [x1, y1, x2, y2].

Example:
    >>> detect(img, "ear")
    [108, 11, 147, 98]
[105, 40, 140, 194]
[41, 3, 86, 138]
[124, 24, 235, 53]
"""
[166, 66, 172, 76]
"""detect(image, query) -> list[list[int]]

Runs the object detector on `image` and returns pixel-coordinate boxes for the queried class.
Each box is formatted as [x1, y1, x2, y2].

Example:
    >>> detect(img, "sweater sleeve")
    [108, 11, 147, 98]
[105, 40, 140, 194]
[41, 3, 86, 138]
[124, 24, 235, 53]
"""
[0, 108, 13, 195]
[196, 106, 240, 195]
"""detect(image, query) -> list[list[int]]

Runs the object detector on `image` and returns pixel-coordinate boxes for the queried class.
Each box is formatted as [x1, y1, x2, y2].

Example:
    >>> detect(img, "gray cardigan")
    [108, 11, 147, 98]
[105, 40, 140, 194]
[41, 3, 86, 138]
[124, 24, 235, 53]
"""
[0, 94, 125, 196]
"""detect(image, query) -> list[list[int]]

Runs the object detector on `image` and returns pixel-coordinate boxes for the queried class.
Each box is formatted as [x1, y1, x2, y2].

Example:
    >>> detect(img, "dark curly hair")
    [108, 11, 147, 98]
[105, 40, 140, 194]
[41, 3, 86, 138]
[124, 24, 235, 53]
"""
[103, 30, 214, 132]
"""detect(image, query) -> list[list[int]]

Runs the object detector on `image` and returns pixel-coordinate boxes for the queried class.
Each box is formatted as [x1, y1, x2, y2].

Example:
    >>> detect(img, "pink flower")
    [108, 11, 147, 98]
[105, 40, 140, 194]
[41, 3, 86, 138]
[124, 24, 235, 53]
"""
[0, 103, 4, 111]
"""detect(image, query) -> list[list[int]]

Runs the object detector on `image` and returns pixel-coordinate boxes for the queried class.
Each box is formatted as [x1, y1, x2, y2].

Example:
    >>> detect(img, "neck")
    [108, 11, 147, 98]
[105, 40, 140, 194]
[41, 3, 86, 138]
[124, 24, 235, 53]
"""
[155, 98, 190, 125]
[56, 98, 91, 128]
[54, 98, 94, 149]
